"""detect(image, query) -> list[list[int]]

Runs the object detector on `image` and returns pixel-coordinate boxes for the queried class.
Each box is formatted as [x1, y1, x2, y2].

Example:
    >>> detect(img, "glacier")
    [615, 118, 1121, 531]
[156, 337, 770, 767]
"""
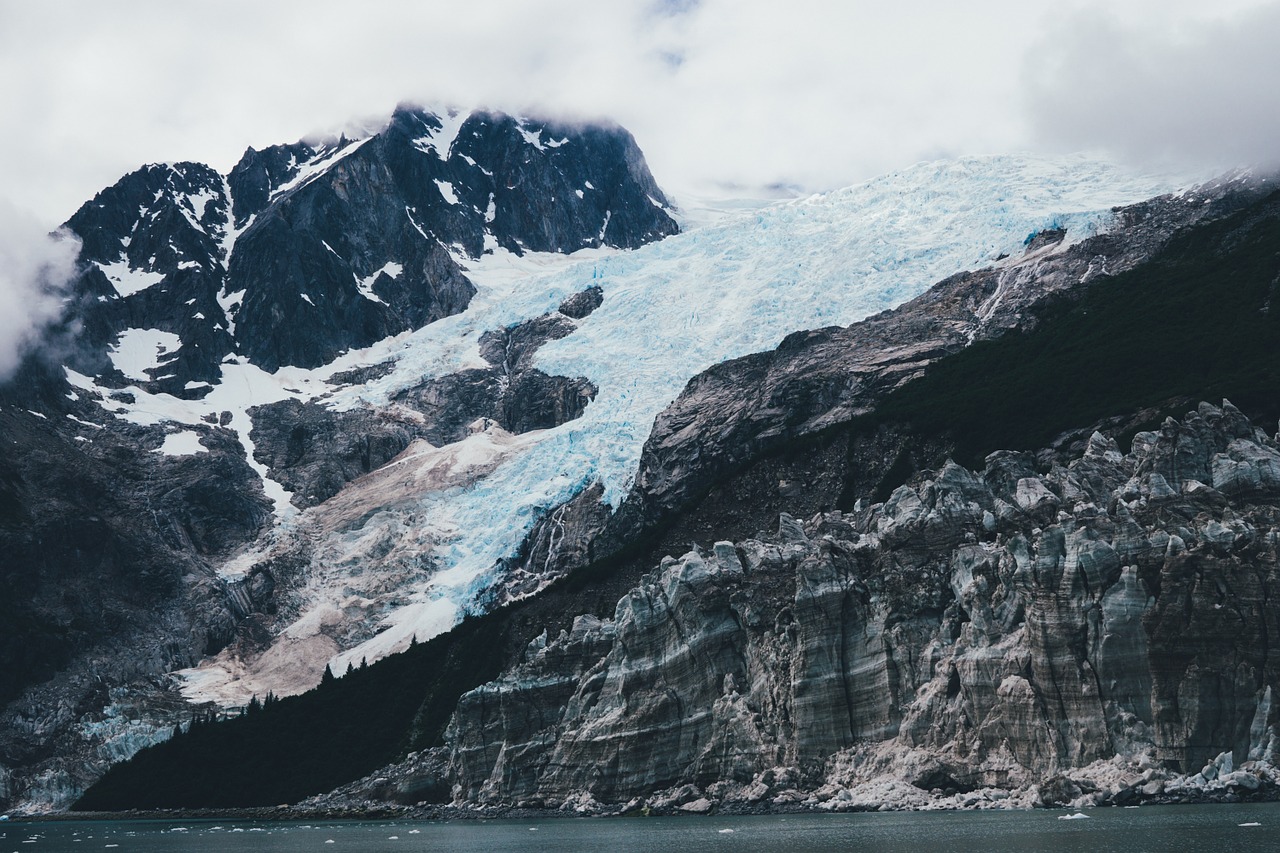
[82, 152, 1202, 698]
[309, 154, 1203, 670]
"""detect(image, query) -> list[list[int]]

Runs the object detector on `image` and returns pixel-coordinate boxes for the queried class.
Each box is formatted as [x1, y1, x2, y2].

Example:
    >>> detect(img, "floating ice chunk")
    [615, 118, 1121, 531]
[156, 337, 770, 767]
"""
[1058, 812, 1090, 820]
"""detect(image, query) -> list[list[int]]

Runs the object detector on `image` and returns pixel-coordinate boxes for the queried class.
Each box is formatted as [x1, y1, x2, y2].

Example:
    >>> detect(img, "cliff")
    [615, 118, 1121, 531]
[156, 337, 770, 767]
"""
[376, 400, 1280, 812]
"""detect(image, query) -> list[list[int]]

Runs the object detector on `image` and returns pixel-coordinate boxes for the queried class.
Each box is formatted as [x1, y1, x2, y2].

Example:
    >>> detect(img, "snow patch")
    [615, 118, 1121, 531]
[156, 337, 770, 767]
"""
[411, 109, 468, 159]
[356, 262, 402, 304]
[108, 328, 182, 381]
[155, 430, 207, 456]
[435, 180, 459, 205]
[269, 137, 372, 202]
[96, 258, 165, 297]
[518, 126, 544, 150]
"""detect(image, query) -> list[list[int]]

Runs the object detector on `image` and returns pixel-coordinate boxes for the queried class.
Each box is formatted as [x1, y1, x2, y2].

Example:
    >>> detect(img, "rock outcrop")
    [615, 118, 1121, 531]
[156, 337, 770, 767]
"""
[522, 174, 1277, 590]
[248, 289, 601, 509]
[61, 104, 678, 387]
[425, 401, 1280, 809]
[0, 105, 675, 812]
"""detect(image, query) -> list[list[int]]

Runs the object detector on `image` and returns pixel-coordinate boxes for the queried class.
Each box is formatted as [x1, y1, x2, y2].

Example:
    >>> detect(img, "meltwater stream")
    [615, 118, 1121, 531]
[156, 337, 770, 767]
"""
[5, 804, 1277, 852]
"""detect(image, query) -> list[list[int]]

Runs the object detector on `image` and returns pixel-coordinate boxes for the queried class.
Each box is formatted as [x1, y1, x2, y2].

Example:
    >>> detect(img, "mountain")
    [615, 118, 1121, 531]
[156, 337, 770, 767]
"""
[6, 99, 1273, 815]
[0, 104, 676, 812]
[71, 167, 1280, 814]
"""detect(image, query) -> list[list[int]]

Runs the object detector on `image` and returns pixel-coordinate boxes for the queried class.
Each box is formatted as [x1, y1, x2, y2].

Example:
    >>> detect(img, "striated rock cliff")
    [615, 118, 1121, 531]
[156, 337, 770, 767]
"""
[423, 400, 1280, 810]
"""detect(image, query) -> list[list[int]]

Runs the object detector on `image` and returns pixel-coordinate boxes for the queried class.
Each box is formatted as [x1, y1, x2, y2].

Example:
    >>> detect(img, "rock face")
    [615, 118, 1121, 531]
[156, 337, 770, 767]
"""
[247, 289, 600, 509]
[0, 105, 675, 812]
[61, 104, 678, 384]
[526, 174, 1277, 589]
[0, 361, 271, 810]
[434, 401, 1280, 807]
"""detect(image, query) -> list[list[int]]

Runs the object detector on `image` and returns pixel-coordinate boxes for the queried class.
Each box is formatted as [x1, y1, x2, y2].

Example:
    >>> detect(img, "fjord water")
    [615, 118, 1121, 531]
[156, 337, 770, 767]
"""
[5, 805, 1277, 852]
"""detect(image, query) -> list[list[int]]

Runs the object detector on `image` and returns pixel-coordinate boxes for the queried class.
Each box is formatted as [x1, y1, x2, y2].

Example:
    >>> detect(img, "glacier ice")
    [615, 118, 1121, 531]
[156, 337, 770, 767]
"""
[307, 154, 1204, 670]
[93, 153, 1204, 689]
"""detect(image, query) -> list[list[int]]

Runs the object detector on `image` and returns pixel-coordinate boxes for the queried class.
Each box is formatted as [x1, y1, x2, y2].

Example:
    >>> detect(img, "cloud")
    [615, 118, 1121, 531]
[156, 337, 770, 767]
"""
[0, 200, 81, 380]
[0, 0, 1277, 229]
[1022, 2, 1280, 172]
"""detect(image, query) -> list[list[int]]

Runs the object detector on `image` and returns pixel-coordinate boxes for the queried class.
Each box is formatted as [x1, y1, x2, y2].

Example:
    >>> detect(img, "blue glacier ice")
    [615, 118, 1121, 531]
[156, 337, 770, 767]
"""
[308, 153, 1203, 666]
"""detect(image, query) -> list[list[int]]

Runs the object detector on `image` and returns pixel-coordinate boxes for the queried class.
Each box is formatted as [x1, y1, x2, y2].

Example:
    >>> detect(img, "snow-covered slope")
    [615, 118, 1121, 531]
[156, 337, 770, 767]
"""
[162, 154, 1202, 703]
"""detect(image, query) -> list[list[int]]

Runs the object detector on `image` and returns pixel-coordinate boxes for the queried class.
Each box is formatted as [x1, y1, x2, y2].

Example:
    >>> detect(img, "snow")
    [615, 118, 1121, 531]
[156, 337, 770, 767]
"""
[96, 258, 165, 297]
[435, 179, 459, 205]
[178, 186, 219, 231]
[64, 354, 342, 518]
[217, 288, 245, 337]
[108, 328, 182, 381]
[411, 108, 468, 159]
[86, 154, 1203, 698]
[355, 261, 401, 304]
[155, 430, 207, 456]
[405, 206, 431, 241]
[460, 153, 492, 176]
[517, 124, 545, 150]
[269, 137, 372, 202]
[277, 153, 1197, 673]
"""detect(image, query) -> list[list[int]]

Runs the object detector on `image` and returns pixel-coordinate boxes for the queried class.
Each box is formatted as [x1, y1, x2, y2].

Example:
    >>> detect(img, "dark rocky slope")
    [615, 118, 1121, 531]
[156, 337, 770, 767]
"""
[72, 171, 1280, 813]
[61, 105, 677, 387]
[424, 400, 1280, 810]
[0, 106, 675, 813]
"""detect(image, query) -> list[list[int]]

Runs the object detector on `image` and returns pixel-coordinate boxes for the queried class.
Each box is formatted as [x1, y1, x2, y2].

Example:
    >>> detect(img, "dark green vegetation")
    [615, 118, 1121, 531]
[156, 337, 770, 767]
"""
[77, 187, 1280, 811]
[864, 189, 1280, 470]
[73, 616, 508, 810]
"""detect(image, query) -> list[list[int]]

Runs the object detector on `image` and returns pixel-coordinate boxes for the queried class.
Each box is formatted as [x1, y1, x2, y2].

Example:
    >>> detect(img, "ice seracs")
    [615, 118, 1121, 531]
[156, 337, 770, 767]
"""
[173, 154, 1202, 704]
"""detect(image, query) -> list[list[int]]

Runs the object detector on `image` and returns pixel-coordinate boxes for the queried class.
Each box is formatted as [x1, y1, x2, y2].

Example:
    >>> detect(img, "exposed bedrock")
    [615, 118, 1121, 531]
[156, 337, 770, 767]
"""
[435, 401, 1280, 806]
[248, 291, 600, 509]
[510, 175, 1279, 594]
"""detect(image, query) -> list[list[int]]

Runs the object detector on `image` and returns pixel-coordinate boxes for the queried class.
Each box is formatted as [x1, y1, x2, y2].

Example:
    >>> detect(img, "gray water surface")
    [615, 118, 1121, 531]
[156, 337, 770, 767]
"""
[3, 803, 1276, 852]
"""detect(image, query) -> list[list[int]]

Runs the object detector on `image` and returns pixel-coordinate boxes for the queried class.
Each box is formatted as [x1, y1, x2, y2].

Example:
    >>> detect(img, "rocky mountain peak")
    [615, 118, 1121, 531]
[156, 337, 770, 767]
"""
[59, 105, 679, 383]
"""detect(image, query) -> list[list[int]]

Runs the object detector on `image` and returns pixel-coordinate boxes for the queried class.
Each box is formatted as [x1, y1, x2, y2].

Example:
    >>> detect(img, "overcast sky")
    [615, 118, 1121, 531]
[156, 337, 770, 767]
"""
[1, 0, 1278, 228]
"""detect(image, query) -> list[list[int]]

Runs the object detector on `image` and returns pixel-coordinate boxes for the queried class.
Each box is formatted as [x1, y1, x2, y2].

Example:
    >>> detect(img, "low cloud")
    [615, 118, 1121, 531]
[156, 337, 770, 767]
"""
[0, 199, 81, 380]
[1023, 3, 1280, 174]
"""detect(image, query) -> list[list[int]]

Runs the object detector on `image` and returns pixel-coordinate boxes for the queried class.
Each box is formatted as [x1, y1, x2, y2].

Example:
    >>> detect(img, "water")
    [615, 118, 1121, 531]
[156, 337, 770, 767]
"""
[3, 805, 1276, 852]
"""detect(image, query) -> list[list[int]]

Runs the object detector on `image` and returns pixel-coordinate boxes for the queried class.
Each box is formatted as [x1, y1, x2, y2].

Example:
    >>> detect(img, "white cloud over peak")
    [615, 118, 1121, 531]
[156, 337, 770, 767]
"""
[0, 0, 1276, 228]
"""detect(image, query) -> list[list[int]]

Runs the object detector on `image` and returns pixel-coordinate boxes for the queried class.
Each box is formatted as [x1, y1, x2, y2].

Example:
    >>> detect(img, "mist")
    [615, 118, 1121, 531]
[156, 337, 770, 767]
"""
[1023, 3, 1280, 174]
[0, 200, 81, 381]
